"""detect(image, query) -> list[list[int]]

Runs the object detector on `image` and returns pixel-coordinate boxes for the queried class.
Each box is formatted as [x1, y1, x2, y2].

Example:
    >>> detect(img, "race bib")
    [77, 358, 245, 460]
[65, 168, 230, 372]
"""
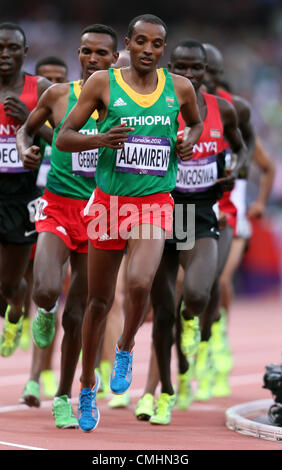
[0, 136, 27, 173]
[35, 197, 48, 221]
[27, 197, 41, 223]
[176, 155, 218, 193]
[116, 135, 170, 176]
[37, 158, 51, 188]
[72, 149, 98, 178]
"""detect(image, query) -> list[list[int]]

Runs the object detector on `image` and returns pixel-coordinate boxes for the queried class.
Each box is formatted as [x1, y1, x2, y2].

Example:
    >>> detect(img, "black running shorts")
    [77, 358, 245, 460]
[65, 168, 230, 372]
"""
[0, 193, 41, 245]
[165, 200, 220, 252]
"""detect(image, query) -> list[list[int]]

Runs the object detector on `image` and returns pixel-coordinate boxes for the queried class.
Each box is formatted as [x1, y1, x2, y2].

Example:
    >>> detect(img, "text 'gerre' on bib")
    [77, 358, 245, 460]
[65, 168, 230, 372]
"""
[72, 128, 98, 178]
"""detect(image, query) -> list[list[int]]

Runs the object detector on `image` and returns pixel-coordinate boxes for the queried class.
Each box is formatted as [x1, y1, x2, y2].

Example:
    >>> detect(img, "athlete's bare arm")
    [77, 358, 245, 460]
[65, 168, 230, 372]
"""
[35, 76, 54, 145]
[247, 136, 276, 217]
[171, 74, 203, 161]
[17, 83, 70, 170]
[217, 96, 247, 190]
[4, 76, 53, 146]
[56, 71, 134, 152]
[233, 95, 255, 160]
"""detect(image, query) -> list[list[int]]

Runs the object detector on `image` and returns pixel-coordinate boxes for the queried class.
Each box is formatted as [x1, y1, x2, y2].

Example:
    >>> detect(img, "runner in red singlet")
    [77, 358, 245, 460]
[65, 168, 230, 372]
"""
[0, 23, 51, 357]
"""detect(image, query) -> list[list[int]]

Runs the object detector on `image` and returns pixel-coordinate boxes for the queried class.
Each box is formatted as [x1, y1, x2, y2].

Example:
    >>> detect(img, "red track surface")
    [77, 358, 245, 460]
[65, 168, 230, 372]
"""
[0, 294, 281, 451]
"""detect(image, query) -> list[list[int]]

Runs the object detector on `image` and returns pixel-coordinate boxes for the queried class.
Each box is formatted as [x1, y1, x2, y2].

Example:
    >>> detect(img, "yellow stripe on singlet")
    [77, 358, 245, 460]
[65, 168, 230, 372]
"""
[113, 68, 166, 108]
[73, 80, 99, 120]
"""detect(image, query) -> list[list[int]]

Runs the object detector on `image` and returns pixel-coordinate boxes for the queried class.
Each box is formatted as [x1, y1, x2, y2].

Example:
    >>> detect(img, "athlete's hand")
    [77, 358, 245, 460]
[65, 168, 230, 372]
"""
[22, 145, 41, 170]
[3, 96, 30, 123]
[247, 200, 265, 218]
[218, 211, 227, 230]
[216, 168, 236, 192]
[176, 128, 194, 161]
[99, 123, 135, 149]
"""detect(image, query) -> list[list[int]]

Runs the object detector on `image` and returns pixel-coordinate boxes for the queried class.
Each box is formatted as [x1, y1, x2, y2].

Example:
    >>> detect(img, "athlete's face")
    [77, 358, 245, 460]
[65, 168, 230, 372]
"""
[79, 32, 118, 80]
[169, 46, 206, 91]
[125, 21, 166, 73]
[37, 64, 68, 83]
[0, 29, 28, 77]
[203, 51, 223, 94]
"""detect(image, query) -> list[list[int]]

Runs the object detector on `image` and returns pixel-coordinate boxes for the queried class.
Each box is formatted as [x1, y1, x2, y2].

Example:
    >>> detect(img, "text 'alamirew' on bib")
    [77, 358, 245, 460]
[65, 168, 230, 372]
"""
[116, 135, 170, 176]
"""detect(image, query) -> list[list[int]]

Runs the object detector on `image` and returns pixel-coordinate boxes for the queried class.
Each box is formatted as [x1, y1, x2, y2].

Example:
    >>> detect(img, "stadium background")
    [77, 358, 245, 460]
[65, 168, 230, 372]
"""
[2, 0, 281, 298]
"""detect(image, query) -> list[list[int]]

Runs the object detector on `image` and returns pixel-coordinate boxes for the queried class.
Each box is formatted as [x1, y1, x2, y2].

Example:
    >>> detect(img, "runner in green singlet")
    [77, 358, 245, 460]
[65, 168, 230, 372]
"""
[16, 24, 119, 429]
[19, 56, 69, 408]
[56, 14, 203, 433]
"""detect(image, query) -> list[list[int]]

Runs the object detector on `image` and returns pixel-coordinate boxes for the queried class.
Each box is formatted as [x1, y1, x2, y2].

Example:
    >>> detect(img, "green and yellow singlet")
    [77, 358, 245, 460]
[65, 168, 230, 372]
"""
[96, 68, 180, 197]
[47, 80, 98, 200]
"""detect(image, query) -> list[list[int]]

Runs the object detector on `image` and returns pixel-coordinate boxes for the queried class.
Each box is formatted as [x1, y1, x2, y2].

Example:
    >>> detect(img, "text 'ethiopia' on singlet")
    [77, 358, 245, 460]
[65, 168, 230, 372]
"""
[0, 73, 41, 198]
[47, 80, 98, 200]
[174, 92, 226, 202]
[96, 68, 180, 197]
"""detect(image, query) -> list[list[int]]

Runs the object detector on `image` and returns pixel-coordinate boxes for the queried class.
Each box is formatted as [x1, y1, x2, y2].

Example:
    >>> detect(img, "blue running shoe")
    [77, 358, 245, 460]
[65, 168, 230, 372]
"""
[110, 345, 133, 394]
[78, 373, 100, 432]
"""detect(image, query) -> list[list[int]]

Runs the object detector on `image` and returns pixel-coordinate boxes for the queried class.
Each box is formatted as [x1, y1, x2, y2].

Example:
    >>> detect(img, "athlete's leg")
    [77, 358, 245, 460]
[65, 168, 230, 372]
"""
[0, 243, 33, 357]
[180, 238, 218, 321]
[0, 243, 33, 322]
[209, 224, 234, 324]
[98, 257, 126, 405]
[56, 251, 88, 398]
[32, 232, 69, 349]
[219, 237, 247, 313]
[151, 250, 179, 395]
[0, 294, 7, 317]
[20, 258, 34, 350]
[33, 232, 69, 311]
[199, 224, 234, 397]
[118, 225, 166, 352]
[80, 246, 124, 389]
[0, 248, 7, 318]
[41, 260, 69, 397]
[100, 256, 125, 366]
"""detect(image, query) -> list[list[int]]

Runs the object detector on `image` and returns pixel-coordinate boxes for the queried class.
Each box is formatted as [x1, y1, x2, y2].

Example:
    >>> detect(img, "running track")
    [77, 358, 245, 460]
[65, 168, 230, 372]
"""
[0, 295, 281, 452]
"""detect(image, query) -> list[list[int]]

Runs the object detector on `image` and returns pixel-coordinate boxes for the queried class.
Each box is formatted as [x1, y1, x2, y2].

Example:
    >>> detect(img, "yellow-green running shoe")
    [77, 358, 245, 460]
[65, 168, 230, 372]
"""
[177, 366, 194, 411]
[97, 360, 111, 399]
[0, 307, 24, 357]
[149, 393, 176, 425]
[108, 391, 130, 408]
[32, 307, 57, 349]
[41, 369, 57, 398]
[210, 318, 233, 374]
[19, 380, 41, 407]
[195, 368, 215, 401]
[212, 371, 231, 397]
[52, 395, 79, 429]
[194, 341, 213, 381]
[135, 393, 154, 421]
[20, 317, 31, 351]
[180, 303, 201, 357]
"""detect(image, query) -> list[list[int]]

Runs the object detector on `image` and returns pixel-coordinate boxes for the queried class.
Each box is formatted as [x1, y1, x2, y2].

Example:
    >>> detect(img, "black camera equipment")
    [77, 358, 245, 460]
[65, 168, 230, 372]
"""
[263, 363, 282, 426]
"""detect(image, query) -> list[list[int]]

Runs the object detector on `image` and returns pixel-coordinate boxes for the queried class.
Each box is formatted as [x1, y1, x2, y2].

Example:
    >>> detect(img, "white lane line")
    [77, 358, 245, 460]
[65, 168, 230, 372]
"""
[0, 440, 47, 450]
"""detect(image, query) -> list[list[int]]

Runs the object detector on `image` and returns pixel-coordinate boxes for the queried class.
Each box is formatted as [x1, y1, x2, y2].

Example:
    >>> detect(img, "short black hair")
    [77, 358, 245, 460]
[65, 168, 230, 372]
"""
[35, 56, 68, 75]
[81, 24, 118, 51]
[127, 14, 167, 39]
[171, 39, 207, 63]
[0, 22, 27, 47]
